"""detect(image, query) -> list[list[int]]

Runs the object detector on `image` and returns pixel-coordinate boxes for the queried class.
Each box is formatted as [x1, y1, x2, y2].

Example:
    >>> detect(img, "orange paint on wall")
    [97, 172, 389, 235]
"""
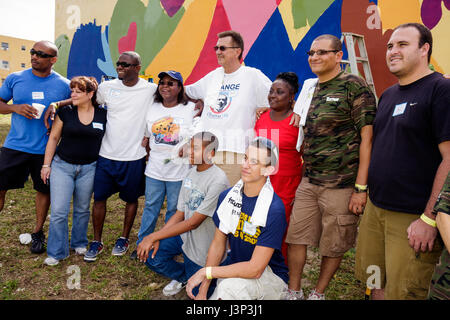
[378, 0, 422, 30]
[144, 0, 217, 80]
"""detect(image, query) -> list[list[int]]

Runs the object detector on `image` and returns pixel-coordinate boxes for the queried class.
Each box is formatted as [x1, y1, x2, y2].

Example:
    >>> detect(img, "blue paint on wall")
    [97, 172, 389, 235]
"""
[97, 24, 118, 78]
[245, 0, 344, 93]
[67, 20, 107, 82]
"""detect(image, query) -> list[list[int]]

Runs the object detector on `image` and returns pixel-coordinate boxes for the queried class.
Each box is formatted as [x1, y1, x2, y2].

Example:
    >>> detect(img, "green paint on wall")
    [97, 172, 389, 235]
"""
[53, 34, 71, 78]
[292, 0, 334, 29]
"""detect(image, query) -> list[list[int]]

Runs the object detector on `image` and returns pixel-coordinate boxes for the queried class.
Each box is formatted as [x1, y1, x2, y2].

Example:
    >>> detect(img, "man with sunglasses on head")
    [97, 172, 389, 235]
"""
[284, 34, 377, 300]
[185, 30, 272, 186]
[82, 51, 158, 262]
[0, 41, 71, 254]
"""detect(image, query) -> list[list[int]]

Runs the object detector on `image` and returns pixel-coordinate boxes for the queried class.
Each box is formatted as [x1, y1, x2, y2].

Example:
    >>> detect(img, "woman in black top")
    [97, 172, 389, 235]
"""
[40, 76, 107, 266]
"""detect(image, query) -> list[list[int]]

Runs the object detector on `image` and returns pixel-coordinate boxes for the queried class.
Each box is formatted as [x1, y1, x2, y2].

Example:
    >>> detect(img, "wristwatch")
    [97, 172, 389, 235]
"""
[354, 184, 368, 193]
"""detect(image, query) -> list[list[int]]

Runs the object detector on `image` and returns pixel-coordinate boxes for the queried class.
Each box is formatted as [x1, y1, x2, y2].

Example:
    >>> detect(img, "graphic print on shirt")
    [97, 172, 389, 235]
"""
[233, 211, 261, 245]
[151, 116, 181, 145]
[208, 83, 241, 118]
[183, 178, 206, 211]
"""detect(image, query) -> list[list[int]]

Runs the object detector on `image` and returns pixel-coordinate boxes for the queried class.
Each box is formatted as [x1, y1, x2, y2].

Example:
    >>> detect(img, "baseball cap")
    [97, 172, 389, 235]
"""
[158, 70, 183, 83]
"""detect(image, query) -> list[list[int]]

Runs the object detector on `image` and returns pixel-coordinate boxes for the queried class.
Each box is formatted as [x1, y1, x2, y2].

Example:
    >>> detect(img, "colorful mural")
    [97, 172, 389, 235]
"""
[55, 0, 450, 97]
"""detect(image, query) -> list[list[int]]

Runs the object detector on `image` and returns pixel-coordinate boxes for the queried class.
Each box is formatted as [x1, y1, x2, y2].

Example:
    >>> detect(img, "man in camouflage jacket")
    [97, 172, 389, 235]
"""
[284, 34, 376, 300]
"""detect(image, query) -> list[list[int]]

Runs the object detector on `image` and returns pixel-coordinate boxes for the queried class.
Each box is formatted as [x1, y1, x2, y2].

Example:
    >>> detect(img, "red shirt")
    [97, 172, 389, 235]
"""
[255, 112, 302, 177]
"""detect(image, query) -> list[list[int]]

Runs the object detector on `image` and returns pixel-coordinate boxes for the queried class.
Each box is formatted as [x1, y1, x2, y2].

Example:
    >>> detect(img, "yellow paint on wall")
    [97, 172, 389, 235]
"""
[144, 0, 217, 79]
[278, 0, 310, 50]
[378, 0, 422, 31]
[430, 3, 450, 73]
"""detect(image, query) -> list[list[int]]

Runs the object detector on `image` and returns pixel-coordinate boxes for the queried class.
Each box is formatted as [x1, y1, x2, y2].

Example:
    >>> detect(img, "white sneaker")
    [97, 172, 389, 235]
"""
[307, 289, 325, 300]
[283, 288, 305, 300]
[74, 247, 87, 255]
[162, 280, 186, 296]
[44, 257, 59, 266]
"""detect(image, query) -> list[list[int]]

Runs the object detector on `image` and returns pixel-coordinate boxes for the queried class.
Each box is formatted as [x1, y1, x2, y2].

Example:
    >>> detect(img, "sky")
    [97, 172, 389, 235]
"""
[0, 0, 55, 41]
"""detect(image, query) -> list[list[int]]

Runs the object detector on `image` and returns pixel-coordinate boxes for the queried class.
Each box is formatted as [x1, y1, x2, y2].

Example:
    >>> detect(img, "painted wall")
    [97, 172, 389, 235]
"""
[54, 0, 450, 97]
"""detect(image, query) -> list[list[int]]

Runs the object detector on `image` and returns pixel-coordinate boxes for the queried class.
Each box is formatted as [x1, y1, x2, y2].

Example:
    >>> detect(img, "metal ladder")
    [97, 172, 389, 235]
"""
[340, 32, 376, 97]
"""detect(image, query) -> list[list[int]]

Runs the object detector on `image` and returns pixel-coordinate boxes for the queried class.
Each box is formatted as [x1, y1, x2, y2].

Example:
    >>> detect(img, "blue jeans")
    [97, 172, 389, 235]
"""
[47, 155, 96, 260]
[136, 177, 182, 244]
[145, 235, 216, 298]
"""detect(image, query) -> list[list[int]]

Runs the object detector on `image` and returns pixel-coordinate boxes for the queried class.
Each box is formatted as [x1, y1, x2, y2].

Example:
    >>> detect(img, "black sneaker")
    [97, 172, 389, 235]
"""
[30, 230, 46, 254]
[130, 249, 137, 260]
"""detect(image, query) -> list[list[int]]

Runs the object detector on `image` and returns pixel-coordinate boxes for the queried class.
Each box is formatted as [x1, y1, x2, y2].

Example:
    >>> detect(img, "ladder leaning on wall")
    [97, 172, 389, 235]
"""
[340, 32, 377, 98]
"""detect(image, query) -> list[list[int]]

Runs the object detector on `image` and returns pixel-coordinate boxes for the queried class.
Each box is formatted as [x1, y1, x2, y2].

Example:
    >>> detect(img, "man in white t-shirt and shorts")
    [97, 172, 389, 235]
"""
[185, 30, 272, 186]
[84, 51, 157, 262]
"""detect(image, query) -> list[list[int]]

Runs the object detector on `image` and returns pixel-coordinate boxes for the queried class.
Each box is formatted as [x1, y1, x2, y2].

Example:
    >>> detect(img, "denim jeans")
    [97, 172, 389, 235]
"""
[47, 155, 96, 260]
[145, 235, 217, 298]
[136, 177, 182, 244]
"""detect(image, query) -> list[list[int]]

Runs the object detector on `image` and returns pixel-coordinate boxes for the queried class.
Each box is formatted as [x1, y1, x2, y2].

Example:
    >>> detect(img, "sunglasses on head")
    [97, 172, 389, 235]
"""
[30, 48, 55, 58]
[116, 61, 138, 68]
[213, 45, 239, 52]
[306, 49, 339, 56]
[158, 80, 177, 87]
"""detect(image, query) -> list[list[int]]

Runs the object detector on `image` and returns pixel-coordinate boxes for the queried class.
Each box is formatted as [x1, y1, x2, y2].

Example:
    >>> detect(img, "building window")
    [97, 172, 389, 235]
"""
[21, 45, 26, 51]
[1, 60, 9, 70]
[1, 42, 8, 50]
[21, 63, 26, 68]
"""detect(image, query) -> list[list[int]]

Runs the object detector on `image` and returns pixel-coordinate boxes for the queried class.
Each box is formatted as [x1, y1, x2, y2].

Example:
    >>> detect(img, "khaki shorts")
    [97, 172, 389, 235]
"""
[214, 151, 244, 186]
[285, 177, 358, 257]
[354, 197, 443, 300]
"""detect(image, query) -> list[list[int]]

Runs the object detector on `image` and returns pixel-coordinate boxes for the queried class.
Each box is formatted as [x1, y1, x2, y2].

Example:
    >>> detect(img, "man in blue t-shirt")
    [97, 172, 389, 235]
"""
[186, 137, 289, 300]
[0, 40, 71, 254]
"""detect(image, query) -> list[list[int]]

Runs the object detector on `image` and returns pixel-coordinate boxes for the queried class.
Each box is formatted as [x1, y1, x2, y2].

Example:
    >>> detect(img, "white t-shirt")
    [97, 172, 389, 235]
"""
[96, 78, 157, 161]
[144, 101, 196, 181]
[185, 66, 271, 154]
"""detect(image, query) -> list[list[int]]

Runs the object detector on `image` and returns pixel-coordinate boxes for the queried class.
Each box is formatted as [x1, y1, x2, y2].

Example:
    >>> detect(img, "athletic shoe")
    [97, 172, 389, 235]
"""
[111, 237, 129, 256]
[162, 280, 186, 296]
[44, 256, 59, 266]
[283, 288, 305, 300]
[307, 289, 325, 300]
[30, 230, 46, 254]
[84, 241, 104, 262]
[74, 247, 87, 255]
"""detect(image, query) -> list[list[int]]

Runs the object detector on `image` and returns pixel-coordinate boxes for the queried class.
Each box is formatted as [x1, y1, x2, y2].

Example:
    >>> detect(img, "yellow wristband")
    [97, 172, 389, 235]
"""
[420, 214, 437, 228]
[50, 102, 59, 109]
[205, 266, 213, 280]
[354, 184, 368, 191]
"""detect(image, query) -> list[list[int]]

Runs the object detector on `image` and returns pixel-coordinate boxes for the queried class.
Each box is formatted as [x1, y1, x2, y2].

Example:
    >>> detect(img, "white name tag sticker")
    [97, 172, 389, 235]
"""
[326, 97, 339, 102]
[184, 178, 192, 188]
[109, 89, 121, 97]
[92, 122, 103, 130]
[243, 221, 257, 236]
[32, 92, 44, 100]
[393, 103, 407, 117]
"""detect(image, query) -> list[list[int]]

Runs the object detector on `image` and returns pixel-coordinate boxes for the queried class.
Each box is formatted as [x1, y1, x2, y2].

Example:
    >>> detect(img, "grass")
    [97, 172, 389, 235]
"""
[0, 114, 366, 300]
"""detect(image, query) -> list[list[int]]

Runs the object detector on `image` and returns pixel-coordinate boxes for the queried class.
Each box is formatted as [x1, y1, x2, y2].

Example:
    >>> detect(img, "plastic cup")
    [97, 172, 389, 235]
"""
[32, 103, 45, 119]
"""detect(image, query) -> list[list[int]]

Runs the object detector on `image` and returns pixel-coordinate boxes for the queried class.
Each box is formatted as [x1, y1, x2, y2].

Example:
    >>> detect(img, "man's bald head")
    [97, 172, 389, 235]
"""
[120, 51, 141, 66]
[34, 40, 58, 57]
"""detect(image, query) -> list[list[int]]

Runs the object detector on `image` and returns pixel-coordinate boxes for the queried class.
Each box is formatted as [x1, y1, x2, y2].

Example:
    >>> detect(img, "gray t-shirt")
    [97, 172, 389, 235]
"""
[178, 165, 229, 266]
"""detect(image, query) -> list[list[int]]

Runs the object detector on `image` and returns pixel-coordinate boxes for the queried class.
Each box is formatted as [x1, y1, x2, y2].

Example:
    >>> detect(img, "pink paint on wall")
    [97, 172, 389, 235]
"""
[118, 22, 137, 53]
[222, 0, 279, 59]
[160, 0, 185, 17]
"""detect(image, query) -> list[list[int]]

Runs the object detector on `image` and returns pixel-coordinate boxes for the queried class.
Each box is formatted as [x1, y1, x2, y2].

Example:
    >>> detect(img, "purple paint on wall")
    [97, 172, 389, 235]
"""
[421, 0, 450, 29]
[160, 0, 185, 17]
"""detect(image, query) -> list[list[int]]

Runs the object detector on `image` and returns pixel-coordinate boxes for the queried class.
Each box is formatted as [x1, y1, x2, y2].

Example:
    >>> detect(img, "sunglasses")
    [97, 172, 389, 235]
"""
[158, 80, 177, 87]
[30, 48, 55, 58]
[213, 45, 240, 52]
[306, 49, 339, 56]
[116, 61, 138, 68]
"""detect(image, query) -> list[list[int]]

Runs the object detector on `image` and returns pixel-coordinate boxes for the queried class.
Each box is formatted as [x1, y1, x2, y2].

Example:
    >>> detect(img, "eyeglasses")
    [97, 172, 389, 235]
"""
[213, 45, 240, 52]
[30, 48, 55, 58]
[306, 49, 339, 56]
[159, 80, 177, 87]
[116, 61, 138, 68]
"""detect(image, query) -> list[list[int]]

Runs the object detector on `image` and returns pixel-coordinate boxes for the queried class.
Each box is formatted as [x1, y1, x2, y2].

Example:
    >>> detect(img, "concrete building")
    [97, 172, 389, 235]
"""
[0, 35, 35, 85]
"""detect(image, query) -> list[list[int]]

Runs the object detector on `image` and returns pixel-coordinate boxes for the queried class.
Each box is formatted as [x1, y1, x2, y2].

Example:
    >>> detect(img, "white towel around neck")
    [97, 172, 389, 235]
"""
[293, 78, 319, 152]
[217, 178, 274, 235]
